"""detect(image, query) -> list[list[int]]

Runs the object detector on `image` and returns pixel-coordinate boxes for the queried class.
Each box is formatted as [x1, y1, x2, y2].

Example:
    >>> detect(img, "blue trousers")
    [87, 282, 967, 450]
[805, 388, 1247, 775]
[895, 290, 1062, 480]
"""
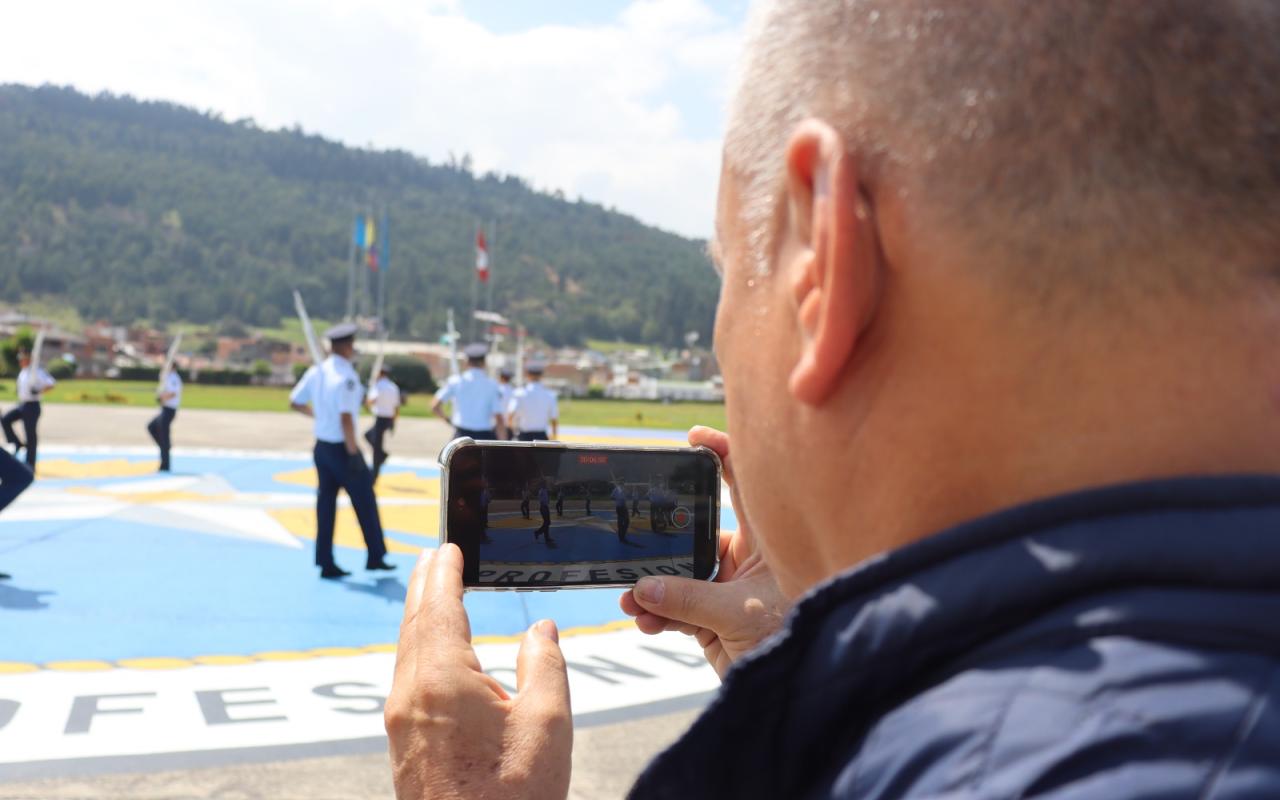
[2, 402, 40, 467]
[0, 449, 33, 513]
[147, 407, 177, 471]
[313, 442, 387, 569]
[363, 416, 393, 482]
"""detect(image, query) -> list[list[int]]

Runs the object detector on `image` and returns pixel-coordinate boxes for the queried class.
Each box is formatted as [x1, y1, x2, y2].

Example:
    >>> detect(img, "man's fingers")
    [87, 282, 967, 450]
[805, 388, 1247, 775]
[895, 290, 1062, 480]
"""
[393, 547, 434, 686]
[631, 574, 740, 632]
[514, 620, 572, 725]
[688, 426, 733, 483]
[417, 543, 473, 651]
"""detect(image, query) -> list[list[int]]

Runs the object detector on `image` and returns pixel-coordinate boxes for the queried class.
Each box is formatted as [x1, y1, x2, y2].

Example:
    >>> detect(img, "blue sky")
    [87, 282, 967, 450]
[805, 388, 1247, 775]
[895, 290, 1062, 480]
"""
[0, 0, 753, 238]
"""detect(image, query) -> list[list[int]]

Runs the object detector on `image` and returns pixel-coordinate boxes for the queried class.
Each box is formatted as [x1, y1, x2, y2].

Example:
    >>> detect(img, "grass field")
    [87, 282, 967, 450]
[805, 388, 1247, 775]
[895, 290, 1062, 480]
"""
[0, 379, 726, 431]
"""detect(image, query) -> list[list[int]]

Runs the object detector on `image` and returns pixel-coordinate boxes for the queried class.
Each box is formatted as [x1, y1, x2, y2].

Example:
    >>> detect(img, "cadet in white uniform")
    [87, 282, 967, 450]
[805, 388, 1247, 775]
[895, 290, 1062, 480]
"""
[432, 343, 505, 440]
[497, 368, 515, 439]
[363, 367, 401, 483]
[147, 369, 183, 472]
[507, 362, 559, 441]
[2, 348, 54, 468]
[289, 323, 393, 579]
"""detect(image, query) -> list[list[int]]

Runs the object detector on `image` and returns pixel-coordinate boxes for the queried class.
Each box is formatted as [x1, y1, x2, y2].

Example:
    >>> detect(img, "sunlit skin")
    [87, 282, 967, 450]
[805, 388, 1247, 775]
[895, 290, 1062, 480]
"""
[705, 121, 1280, 600]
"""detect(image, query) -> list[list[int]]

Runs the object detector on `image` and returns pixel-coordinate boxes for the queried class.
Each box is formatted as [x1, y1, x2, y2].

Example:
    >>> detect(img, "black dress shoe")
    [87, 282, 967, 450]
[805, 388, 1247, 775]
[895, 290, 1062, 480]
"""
[320, 565, 351, 579]
[0, 572, 10, 580]
[366, 559, 395, 571]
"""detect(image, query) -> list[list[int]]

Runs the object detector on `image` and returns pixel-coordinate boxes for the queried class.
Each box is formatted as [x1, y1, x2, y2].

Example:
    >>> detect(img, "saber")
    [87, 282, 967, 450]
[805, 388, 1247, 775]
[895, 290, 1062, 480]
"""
[30, 329, 45, 373]
[369, 332, 387, 387]
[157, 333, 182, 397]
[292, 290, 324, 365]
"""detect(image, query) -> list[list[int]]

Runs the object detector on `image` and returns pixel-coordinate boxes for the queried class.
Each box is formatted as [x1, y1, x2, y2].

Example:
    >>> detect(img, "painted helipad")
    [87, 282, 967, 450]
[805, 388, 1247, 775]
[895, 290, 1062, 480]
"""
[0, 434, 732, 780]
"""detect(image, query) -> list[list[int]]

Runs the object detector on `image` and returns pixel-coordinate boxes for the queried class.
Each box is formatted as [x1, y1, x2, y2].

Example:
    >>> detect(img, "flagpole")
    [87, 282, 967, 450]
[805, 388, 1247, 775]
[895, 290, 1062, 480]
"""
[364, 204, 374, 321]
[487, 218, 495, 316]
[471, 223, 481, 341]
[378, 206, 389, 335]
[346, 211, 358, 321]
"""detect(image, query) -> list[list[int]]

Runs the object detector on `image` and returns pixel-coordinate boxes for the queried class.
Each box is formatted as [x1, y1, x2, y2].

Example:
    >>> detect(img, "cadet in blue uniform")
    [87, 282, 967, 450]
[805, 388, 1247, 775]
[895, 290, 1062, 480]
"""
[147, 368, 182, 472]
[0, 448, 34, 579]
[534, 481, 554, 544]
[631, 485, 642, 517]
[612, 481, 631, 544]
[519, 485, 531, 519]
[555, 486, 564, 517]
[648, 484, 667, 533]
[432, 343, 505, 440]
[2, 348, 54, 468]
[289, 323, 394, 579]
[506, 362, 558, 441]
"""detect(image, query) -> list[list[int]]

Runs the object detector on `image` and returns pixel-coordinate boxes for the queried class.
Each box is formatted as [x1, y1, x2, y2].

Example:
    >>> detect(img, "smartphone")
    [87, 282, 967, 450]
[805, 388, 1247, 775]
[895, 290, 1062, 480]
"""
[439, 438, 721, 589]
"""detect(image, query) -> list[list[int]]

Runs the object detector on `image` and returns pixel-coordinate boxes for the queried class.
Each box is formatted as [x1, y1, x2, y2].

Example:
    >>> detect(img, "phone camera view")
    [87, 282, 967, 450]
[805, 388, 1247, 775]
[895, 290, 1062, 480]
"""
[446, 445, 718, 587]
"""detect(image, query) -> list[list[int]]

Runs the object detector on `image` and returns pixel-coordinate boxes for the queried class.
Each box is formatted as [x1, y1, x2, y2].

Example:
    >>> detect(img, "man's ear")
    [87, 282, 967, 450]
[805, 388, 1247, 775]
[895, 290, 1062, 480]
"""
[782, 120, 883, 406]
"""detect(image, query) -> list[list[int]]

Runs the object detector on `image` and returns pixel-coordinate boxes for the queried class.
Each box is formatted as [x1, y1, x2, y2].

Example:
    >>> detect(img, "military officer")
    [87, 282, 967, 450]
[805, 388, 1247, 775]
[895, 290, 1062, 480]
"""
[289, 323, 394, 579]
[506, 362, 559, 441]
[2, 348, 54, 469]
[147, 367, 183, 472]
[432, 343, 505, 440]
[363, 366, 400, 483]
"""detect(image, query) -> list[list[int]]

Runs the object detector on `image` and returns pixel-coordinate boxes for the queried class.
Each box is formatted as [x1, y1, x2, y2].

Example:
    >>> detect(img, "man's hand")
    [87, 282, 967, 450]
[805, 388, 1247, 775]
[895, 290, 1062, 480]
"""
[387, 545, 573, 800]
[620, 426, 788, 679]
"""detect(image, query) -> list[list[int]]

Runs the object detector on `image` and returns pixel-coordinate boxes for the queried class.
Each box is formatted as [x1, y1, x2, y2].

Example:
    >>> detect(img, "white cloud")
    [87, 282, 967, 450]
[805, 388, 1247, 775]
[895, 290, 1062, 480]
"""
[0, 0, 745, 239]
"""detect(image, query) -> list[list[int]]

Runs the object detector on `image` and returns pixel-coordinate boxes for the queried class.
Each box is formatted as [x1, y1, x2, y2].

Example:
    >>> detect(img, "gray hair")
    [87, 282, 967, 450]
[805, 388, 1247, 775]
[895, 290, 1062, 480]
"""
[726, 0, 1280, 292]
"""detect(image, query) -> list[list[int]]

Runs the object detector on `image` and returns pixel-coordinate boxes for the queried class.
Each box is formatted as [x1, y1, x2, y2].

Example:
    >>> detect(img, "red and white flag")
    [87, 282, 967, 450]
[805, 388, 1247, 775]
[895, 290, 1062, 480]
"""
[475, 229, 489, 284]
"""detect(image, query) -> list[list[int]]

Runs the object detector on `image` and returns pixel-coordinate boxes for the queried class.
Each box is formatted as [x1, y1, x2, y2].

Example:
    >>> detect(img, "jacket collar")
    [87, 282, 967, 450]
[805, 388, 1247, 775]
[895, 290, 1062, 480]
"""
[630, 475, 1280, 799]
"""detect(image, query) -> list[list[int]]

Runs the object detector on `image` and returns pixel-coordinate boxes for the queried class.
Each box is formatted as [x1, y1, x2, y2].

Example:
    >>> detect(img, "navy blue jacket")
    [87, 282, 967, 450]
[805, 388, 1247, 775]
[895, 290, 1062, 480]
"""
[631, 477, 1280, 799]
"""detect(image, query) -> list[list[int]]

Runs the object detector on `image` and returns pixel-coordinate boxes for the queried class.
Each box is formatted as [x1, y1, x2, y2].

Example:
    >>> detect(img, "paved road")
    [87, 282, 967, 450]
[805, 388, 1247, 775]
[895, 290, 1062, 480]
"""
[0, 708, 700, 799]
[1, 405, 709, 800]
[32, 404, 457, 460]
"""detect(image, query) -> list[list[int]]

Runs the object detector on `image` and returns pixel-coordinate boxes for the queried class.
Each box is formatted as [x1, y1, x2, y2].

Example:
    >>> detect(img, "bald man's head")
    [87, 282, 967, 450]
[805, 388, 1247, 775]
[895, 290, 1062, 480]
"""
[727, 0, 1280, 293]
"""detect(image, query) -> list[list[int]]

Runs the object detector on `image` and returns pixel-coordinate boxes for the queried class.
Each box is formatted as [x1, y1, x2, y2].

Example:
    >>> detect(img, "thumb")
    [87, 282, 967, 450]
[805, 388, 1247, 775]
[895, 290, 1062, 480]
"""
[514, 619, 572, 725]
[632, 575, 739, 631]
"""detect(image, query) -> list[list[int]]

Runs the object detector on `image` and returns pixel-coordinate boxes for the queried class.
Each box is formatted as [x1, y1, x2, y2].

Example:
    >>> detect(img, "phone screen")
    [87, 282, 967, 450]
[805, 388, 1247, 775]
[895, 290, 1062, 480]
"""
[444, 443, 720, 587]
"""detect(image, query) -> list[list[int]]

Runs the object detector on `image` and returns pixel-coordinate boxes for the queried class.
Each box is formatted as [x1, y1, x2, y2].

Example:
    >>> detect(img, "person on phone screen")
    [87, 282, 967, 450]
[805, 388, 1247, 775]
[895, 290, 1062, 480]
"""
[386, 2, 1280, 796]
[533, 482, 553, 544]
[289, 323, 393, 580]
[611, 481, 631, 544]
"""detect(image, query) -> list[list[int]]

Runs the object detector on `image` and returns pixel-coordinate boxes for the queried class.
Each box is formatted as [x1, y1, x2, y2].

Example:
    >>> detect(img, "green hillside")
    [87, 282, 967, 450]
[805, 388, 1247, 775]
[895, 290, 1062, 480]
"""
[0, 84, 718, 347]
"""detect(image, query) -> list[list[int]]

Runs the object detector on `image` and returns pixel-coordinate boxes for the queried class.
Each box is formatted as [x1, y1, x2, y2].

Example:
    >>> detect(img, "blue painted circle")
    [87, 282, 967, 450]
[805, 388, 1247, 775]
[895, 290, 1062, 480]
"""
[0, 449, 737, 664]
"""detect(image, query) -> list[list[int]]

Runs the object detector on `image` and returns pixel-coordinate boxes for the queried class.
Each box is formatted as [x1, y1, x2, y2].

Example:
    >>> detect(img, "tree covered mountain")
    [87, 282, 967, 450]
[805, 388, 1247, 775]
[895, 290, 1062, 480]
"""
[0, 84, 719, 347]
